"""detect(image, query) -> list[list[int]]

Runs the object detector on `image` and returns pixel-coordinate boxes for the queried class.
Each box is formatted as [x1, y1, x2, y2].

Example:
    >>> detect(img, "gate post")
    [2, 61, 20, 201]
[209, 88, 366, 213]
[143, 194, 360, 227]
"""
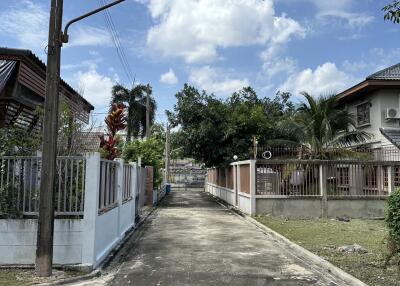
[250, 160, 257, 216]
[319, 162, 328, 219]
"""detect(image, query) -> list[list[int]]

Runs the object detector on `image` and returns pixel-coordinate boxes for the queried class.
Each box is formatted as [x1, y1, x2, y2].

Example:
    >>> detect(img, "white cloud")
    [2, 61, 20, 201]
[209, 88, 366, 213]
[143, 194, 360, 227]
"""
[160, 68, 178, 85]
[68, 26, 113, 47]
[262, 57, 297, 78]
[0, 0, 48, 50]
[279, 62, 354, 96]
[0, 1, 113, 51]
[74, 70, 118, 109]
[143, 0, 305, 63]
[189, 66, 249, 96]
[299, 0, 374, 28]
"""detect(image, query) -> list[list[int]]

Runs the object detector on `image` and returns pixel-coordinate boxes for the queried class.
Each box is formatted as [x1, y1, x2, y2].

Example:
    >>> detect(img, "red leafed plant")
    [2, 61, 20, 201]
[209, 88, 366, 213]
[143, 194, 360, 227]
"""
[100, 103, 127, 160]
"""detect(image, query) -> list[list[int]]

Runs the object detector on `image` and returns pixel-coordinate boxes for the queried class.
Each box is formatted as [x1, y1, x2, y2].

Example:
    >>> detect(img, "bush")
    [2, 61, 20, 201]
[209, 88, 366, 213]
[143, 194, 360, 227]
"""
[123, 137, 164, 188]
[385, 189, 400, 267]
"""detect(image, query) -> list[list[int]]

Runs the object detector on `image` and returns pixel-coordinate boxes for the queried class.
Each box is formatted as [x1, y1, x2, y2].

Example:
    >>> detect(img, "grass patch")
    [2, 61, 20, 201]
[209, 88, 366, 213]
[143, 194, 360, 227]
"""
[0, 269, 28, 286]
[255, 216, 400, 286]
[0, 268, 85, 286]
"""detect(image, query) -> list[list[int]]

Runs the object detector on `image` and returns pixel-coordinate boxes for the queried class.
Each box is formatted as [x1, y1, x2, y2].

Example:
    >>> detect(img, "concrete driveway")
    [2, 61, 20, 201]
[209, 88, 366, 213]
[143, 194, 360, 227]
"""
[97, 188, 355, 286]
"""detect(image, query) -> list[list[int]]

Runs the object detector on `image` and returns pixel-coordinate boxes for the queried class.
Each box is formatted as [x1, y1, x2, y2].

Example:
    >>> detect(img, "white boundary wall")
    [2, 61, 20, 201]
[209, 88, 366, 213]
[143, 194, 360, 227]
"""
[0, 153, 146, 268]
[205, 160, 256, 215]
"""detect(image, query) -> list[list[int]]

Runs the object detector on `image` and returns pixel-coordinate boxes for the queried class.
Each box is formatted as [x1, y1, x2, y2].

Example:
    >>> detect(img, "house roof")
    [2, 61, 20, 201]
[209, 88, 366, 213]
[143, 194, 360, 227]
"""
[380, 128, 400, 149]
[0, 47, 94, 111]
[367, 63, 400, 80]
[337, 64, 400, 105]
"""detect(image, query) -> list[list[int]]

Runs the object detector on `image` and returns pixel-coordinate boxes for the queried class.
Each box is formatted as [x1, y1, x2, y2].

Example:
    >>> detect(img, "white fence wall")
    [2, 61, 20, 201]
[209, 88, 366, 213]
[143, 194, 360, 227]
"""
[0, 219, 83, 265]
[0, 153, 147, 268]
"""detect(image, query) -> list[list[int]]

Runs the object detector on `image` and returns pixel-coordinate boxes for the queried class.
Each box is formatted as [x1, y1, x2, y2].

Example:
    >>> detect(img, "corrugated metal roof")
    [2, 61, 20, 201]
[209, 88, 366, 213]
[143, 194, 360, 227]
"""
[380, 128, 400, 149]
[0, 47, 94, 110]
[367, 63, 400, 80]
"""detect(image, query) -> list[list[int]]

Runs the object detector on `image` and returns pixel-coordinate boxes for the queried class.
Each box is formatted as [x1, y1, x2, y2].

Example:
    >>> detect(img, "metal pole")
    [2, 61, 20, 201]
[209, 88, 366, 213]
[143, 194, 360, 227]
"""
[146, 85, 150, 138]
[62, 0, 125, 43]
[165, 123, 170, 183]
[36, 0, 63, 277]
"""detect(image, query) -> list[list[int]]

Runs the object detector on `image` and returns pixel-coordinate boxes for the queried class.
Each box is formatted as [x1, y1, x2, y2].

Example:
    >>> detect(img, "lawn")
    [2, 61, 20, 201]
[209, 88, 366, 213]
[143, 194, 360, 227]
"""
[0, 269, 29, 286]
[0, 269, 84, 286]
[255, 216, 400, 286]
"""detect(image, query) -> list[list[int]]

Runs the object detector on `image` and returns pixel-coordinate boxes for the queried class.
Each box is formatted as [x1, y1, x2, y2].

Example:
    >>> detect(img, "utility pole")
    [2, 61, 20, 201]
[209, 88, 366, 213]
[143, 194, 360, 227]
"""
[36, 0, 63, 277]
[145, 85, 151, 138]
[36, 0, 126, 277]
[164, 122, 170, 183]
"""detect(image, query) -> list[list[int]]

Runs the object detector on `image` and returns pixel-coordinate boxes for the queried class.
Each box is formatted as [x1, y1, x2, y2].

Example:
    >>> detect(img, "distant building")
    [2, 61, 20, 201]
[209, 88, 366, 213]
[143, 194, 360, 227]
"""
[0, 48, 94, 132]
[337, 63, 400, 150]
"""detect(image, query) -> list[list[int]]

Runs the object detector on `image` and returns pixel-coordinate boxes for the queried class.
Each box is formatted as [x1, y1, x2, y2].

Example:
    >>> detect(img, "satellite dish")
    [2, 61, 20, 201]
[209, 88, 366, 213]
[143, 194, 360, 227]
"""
[262, 151, 272, 160]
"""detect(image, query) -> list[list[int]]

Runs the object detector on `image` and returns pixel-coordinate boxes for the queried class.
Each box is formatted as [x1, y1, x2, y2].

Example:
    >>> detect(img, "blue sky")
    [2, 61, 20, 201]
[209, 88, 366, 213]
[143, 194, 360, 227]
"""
[0, 0, 398, 126]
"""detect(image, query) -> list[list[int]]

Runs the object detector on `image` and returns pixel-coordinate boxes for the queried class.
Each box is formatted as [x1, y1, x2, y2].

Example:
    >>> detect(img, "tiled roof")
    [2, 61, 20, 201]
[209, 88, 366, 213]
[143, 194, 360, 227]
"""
[367, 63, 400, 80]
[380, 128, 400, 149]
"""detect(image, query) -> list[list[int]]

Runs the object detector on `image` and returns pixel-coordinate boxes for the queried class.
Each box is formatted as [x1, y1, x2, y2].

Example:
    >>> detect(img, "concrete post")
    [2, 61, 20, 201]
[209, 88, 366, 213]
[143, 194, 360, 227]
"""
[233, 165, 237, 206]
[319, 163, 328, 219]
[115, 158, 124, 238]
[388, 166, 395, 194]
[250, 160, 257, 216]
[130, 162, 138, 226]
[82, 152, 101, 267]
[377, 166, 383, 195]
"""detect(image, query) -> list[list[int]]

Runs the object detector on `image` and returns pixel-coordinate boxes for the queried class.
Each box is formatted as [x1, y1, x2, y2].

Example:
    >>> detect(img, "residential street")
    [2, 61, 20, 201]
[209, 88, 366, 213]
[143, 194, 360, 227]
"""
[74, 188, 354, 286]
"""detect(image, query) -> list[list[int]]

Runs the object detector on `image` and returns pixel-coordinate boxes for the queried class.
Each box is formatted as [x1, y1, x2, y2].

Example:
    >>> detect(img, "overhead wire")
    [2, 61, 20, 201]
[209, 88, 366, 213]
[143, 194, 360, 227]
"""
[98, 0, 135, 87]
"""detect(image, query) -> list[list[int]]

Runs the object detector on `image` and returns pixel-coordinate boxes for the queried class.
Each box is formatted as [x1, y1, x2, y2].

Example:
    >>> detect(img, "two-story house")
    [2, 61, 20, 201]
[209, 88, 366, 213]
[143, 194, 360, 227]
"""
[337, 63, 400, 152]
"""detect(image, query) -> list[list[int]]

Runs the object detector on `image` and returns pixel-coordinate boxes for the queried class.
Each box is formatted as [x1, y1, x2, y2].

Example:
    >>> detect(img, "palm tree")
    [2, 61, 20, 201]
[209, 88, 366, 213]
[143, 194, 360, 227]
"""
[276, 92, 370, 159]
[111, 84, 156, 141]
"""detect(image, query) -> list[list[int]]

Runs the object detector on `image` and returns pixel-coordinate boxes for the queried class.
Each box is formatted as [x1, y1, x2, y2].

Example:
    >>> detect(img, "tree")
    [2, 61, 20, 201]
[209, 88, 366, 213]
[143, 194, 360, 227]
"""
[111, 84, 156, 141]
[276, 92, 370, 159]
[123, 129, 165, 187]
[100, 103, 127, 160]
[383, 1, 400, 23]
[170, 84, 295, 167]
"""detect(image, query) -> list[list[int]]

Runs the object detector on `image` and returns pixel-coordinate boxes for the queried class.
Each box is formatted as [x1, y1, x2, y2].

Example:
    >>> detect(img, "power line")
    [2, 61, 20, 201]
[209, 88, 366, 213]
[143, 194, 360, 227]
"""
[98, 0, 135, 87]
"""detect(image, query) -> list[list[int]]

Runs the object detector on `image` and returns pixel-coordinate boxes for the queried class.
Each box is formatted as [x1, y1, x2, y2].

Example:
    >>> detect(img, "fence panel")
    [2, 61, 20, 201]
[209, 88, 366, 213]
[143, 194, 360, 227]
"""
[123, 164, 133, 202]
[99, 160, 118, 213]
[256, 161, 320, 197]
[239, 164, 250, 194]
[0, 156, 86, 216]
[326, 161, 396, 197]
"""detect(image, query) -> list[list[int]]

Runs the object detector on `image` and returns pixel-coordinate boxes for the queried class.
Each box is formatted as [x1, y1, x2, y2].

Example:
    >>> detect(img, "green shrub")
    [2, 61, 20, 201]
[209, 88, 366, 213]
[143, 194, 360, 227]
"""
[385, 189, 400, 267]
[123, 137, 164, 188]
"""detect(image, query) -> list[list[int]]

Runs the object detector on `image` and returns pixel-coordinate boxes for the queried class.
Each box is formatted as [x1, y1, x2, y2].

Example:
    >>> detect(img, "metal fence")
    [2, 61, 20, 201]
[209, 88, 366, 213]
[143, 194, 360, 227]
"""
[0, 156, 86, 216]
[254, 145, 400, 161]
[123, 164, 133, 202]
[99, 159, 118, 213]
[256, 160, 396, 197]
[257, 161, 320, 197]
[207, 159, 396, 198]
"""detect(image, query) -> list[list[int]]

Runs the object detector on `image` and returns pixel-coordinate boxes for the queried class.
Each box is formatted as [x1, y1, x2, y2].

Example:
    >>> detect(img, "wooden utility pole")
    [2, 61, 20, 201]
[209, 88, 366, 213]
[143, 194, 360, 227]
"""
[164, 123, 170, 183]
[35, 0, 126, 277]
[145, 85, 150, 138]
[36, 0, 63, 277]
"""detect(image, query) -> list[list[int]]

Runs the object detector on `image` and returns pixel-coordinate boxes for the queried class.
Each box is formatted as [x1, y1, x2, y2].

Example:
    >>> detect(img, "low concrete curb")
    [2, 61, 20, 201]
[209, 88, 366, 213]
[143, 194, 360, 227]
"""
[208, 192, 367, 286]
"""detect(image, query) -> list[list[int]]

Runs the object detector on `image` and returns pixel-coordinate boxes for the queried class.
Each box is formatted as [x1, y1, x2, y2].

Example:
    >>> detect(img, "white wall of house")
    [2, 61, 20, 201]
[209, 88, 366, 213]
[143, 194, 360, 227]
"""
[345, 89, 400, 148]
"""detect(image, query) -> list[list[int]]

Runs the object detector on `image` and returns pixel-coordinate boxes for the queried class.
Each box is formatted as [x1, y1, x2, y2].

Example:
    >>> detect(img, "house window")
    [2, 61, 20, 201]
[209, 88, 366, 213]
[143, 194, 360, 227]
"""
[357, 102, 370, 126]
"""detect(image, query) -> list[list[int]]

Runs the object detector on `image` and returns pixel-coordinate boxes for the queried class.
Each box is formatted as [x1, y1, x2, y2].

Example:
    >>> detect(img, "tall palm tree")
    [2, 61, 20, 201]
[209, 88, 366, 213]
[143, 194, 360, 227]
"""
[276, 92, 370, 159]
[111, 84, 156, 141]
